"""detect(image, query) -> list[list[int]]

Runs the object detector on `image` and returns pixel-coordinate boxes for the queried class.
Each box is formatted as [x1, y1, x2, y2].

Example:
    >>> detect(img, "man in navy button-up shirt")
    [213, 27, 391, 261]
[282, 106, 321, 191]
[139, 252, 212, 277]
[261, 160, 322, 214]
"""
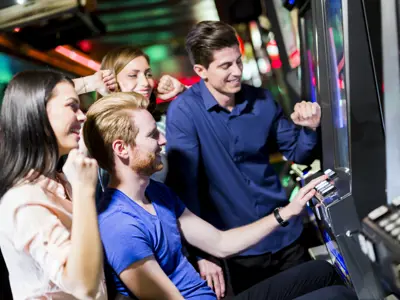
[166, 21, 321, 297]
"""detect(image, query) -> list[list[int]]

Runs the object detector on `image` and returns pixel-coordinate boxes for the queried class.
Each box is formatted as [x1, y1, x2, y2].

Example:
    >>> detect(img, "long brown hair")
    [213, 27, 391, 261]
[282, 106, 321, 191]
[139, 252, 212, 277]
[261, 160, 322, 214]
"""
[100, 46, 157, 114]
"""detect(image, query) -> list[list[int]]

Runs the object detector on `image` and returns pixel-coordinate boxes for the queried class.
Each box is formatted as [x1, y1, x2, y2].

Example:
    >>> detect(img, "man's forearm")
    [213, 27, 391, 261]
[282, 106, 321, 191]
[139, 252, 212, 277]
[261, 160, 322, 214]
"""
[214, 205, 296, 258]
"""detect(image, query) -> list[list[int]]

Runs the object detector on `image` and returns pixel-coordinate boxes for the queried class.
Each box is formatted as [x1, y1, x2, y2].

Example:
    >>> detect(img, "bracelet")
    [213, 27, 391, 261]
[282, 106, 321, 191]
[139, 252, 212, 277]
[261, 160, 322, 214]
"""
[274, 207, 289, 227]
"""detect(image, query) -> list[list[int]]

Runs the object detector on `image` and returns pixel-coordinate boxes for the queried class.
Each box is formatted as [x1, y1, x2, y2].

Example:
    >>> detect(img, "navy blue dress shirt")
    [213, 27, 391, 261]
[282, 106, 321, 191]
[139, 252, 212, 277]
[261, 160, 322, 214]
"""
[166, 80, 318, 256]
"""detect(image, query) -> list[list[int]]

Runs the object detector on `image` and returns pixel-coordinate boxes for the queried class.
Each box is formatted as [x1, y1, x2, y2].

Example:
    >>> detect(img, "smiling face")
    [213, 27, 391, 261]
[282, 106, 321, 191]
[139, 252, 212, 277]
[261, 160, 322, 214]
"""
[116, 56, 155, 100]
[194, 46, 243, 97]
[46, 81, 86, 156]
[127, 109, 166, 176]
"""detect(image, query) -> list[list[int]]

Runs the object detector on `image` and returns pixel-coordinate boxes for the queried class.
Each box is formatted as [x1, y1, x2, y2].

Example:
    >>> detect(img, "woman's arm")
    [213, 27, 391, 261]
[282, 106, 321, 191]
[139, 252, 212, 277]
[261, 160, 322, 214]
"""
[73, 70, 117, 95]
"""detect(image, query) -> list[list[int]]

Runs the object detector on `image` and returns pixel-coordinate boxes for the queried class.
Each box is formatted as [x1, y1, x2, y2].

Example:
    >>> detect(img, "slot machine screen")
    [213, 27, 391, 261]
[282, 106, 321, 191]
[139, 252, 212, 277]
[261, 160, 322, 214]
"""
[325, 0, 350, 170]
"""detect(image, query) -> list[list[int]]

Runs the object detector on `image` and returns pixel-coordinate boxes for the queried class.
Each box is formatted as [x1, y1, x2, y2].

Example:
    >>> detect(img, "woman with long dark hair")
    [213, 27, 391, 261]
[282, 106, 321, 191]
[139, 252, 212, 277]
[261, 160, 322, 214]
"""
[0, 70, 107, 299]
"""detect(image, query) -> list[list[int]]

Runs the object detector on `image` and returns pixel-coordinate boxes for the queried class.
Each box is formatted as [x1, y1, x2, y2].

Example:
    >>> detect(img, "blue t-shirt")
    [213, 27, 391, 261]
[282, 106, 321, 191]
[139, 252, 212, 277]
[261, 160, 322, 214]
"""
[98, 180, 216, 299]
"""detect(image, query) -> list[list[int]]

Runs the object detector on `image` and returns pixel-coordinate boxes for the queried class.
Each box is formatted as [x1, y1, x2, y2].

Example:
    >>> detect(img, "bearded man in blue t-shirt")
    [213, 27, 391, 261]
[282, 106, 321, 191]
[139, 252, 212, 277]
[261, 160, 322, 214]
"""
[82, 93, 357, 300]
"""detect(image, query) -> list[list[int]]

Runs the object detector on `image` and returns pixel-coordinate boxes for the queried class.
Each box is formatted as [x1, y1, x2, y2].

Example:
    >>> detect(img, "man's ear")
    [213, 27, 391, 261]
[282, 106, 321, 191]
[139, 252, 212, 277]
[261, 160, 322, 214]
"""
[193, 64, 208, 80]
[112, 139, 129, 159]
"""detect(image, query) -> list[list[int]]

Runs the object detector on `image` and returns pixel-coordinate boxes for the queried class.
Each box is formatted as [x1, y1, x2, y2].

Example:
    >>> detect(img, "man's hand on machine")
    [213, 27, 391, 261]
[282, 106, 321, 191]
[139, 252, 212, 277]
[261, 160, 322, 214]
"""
[290, 101, 321, 131]
[279, 175, 328, 221]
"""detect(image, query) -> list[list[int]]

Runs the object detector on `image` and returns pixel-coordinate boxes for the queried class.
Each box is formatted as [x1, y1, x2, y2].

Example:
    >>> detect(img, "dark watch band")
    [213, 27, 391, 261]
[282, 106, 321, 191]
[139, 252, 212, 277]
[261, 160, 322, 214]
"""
[274, 207, 289, 227]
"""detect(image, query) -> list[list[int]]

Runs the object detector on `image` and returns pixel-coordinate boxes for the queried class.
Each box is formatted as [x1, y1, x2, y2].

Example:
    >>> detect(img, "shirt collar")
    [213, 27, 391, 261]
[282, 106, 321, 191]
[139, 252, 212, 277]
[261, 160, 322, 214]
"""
[199, 80, 219, 111]
[199, 80, 250, 114]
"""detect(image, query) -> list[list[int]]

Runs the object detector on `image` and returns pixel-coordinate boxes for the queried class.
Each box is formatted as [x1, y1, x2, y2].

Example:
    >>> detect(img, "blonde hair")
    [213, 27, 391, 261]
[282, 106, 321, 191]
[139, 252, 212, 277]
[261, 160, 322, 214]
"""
[99, 46, 157, 113]
[83, 92, 149, 172]
[100, 46, 150, 92]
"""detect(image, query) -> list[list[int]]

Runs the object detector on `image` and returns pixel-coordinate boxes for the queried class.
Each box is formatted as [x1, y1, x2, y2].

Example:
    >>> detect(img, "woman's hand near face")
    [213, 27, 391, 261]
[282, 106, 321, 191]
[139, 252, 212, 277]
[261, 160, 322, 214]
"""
[62, 149, 98, 193]
[75, 70, 117, 96]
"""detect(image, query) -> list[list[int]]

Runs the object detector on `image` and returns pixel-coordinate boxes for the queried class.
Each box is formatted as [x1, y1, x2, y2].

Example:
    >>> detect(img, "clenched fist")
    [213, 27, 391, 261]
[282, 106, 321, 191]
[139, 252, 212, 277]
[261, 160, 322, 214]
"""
[157, 75, 186, 101]
[290, 101, 321, 130]
[62, 149, 98, 190]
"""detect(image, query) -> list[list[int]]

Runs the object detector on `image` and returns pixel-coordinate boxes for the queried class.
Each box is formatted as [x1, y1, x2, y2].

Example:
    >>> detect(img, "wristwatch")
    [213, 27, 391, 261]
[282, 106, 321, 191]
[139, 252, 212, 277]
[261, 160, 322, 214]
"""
[274, 207, 289, 227]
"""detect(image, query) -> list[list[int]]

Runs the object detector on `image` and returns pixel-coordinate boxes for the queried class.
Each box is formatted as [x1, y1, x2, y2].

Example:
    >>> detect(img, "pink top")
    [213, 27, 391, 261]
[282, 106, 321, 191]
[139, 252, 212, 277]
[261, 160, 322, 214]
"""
[0, 174, 107, 300]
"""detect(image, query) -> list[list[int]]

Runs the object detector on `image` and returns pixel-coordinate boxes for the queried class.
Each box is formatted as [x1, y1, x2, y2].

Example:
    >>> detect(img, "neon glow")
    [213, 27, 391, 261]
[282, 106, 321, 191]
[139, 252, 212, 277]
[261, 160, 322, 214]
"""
[55, 46, 100, 71]
[329, 27, 344, 128]
[307, 50, 317, 103]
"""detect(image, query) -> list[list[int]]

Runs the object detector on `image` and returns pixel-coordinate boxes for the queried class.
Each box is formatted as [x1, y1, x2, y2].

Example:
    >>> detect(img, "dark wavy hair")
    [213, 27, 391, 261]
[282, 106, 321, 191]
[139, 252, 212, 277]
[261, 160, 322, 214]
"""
[185, 21, 239, 69]
[0, 70, 74, 199]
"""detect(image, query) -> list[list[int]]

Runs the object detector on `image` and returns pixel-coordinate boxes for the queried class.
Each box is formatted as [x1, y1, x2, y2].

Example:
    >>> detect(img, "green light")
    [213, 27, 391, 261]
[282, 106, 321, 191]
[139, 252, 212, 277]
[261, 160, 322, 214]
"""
[144, 45, 169, 62]
[0, 54, 13, 83]
[100, 32, 174, 45]
[289, 186, 300, 202]
[159, 59, 180, 74]
[107, 17, 179, 32]
[98, 0, 166, 10]
[281, 175, 291, 188]
[99, 7, 173, 23]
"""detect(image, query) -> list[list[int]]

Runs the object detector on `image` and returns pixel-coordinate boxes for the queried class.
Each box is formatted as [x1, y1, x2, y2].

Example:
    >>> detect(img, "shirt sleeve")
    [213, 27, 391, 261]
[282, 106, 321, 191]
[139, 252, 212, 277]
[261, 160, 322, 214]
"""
[165, 100, 202, 216]
[99, 213, 153, 275]
[268, 92, 318, 164]
[10, 186, 73, 293]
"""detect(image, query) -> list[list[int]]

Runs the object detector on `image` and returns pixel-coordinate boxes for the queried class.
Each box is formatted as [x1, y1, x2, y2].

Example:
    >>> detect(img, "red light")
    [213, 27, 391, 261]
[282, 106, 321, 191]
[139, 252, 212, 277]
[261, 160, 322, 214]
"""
[55, 46, 100, 71]
[13, 27, 20, 32]
[289, 49, 300, 69]
[77, 40, 92, 53]
[271, 58, 282, 69]
[237, 35, 245, 55]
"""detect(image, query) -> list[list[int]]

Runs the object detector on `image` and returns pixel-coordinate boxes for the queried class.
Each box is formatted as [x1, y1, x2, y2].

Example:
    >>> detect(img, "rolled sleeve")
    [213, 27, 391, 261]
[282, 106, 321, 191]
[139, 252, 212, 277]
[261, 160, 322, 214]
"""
[271, 97, 318, 164]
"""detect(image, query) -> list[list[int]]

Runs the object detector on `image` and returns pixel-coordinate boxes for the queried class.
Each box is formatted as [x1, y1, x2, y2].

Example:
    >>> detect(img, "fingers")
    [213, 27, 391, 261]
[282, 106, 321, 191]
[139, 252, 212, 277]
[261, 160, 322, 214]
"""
[157, 76, 174, 94]
[300, 189, 317, 205]
[101, 69, 113, 77]
[197, 259, 225, 299]
[290, 111, 299, 122]
[212, 272, 222, 300]
[294, 101, 320, 119]
[297, 175, 328, 199]
[206, 274, 213, 291]
[217, 267, 225, 298]
[102, 69, 117, 92]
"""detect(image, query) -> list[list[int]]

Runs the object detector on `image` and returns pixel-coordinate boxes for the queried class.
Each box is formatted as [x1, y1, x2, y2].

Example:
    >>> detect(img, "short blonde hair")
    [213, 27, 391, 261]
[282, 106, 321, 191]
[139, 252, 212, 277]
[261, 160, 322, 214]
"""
[83, 92, 149, 172]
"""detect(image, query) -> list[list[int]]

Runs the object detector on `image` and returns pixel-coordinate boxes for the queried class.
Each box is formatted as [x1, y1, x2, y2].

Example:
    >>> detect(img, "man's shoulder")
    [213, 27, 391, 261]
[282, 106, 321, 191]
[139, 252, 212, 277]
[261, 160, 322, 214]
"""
[241, 84, 273, 101]
[168, 82, 203, 112]
[98, 190, 135, 224]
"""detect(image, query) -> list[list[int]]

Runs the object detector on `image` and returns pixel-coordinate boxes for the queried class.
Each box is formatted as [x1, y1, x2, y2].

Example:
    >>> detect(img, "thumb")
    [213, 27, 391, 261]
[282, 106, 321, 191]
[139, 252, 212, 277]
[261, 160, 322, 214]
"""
[291, 111, 298, 121]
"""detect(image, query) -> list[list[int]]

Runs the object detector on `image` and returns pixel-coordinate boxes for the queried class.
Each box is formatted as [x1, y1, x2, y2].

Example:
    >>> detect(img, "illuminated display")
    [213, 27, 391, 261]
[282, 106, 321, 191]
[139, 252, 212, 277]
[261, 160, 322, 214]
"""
[326, 0, 350, 170]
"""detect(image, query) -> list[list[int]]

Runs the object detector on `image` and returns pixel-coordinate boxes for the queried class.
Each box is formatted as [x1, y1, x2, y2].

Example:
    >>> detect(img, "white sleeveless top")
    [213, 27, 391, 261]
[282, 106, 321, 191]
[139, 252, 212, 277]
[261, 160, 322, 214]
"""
[0, 174, 107, 300]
